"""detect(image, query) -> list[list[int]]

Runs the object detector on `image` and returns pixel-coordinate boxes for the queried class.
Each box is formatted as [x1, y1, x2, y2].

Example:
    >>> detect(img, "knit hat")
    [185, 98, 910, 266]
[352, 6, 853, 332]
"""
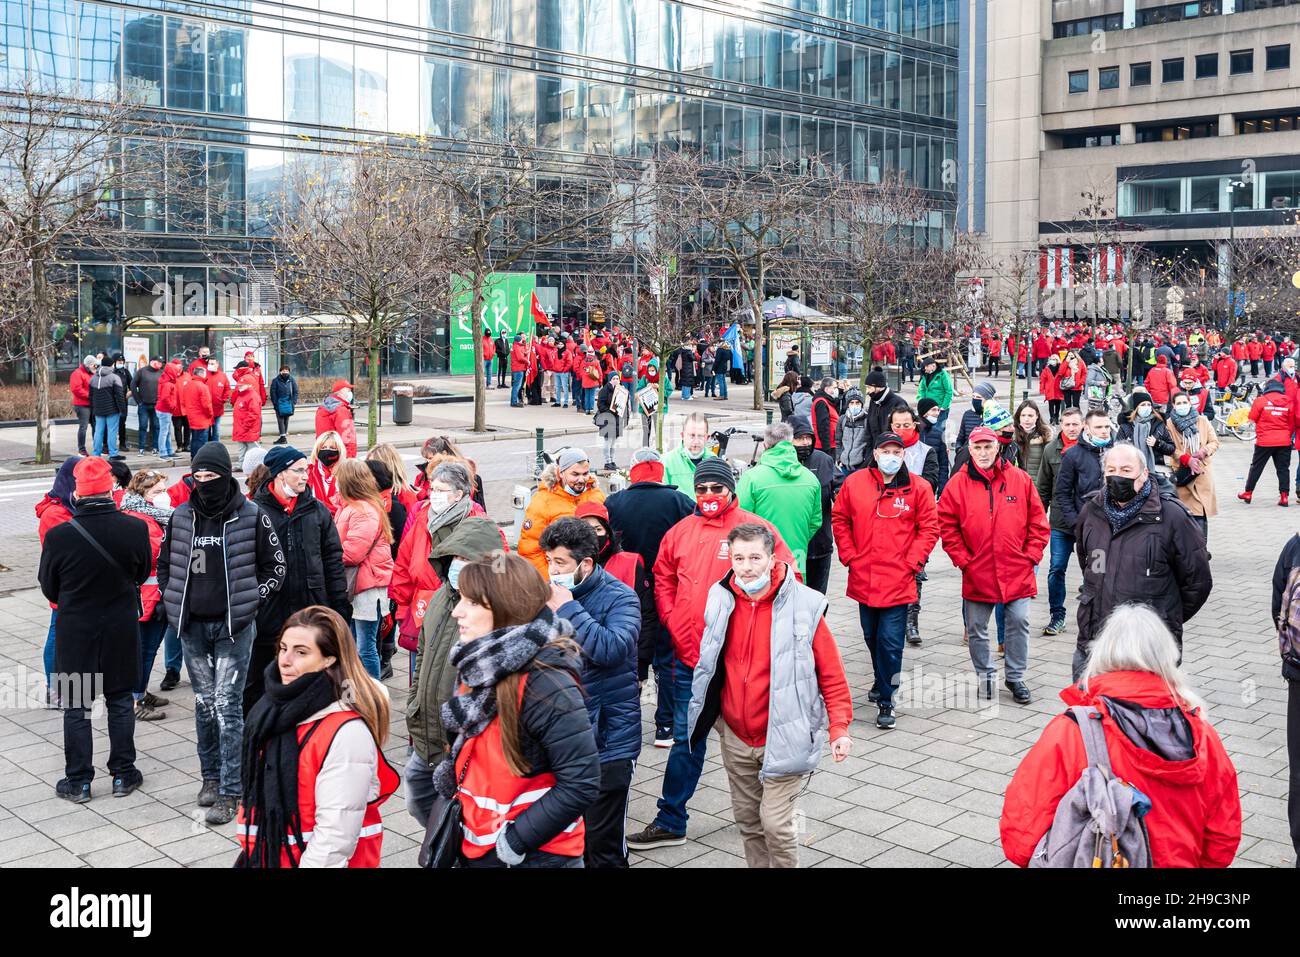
[366, 459, 393, 491]
[973, 380, 997, 400]
[790, 414, 814, 437]
[865, 369, 887, 389]
[263, 445, 306, 479]
[241, 446, 268, 475]
[73, 457, 114, 497]
[191, 441, 232, 479]
[556, 447, 590, 471]
[981, 401, 1013, 432]
[82, 354, 100, 370]
[1127, 390, 1153, 412]
[917, 397, 939, 417]
[968, 426, 998, 444]
[1156, 354, 1168, 365]
[692, 456, 736, 493]
[844, 387, 864, 406]
[629, 447, 665, 484]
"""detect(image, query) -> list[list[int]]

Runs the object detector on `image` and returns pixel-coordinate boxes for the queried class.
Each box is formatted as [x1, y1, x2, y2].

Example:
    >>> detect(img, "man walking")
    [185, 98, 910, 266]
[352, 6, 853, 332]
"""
[737, 422, 823, 575]
[661, 412, 713, 499]
[1047, 409, 1111, 634]
[1037, 407, 1084, 635]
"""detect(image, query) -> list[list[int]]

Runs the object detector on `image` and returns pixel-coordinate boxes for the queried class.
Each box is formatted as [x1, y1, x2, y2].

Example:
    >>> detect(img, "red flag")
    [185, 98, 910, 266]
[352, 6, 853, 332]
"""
[530, 291, 549, 329]
[524, 333, 537, 386]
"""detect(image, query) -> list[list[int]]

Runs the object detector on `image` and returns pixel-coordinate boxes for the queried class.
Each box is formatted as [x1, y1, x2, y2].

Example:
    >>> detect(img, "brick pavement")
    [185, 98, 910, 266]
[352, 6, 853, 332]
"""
[0, 390, 1294, 867]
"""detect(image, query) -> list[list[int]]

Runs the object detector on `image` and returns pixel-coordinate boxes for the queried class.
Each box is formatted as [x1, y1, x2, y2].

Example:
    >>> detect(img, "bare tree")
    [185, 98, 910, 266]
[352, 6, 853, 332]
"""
[0, 78, 170, 462]
[271, 141, 454, 449]
[993, 248, 1041, 411]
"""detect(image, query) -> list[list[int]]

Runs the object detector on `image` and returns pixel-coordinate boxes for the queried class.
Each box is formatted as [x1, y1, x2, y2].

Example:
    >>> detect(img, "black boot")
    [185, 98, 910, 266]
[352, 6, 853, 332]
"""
[906, 576, 922, 645]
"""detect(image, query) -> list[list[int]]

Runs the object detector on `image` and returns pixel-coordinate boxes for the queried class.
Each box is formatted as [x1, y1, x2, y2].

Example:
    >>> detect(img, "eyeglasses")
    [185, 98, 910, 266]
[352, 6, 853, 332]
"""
[285, 466, 310, 476]
[695, 483, 728, 495]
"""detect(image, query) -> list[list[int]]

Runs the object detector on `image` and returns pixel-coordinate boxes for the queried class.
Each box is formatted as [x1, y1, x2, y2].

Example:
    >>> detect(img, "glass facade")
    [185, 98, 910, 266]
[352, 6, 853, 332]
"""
[2, 0, 958, 374]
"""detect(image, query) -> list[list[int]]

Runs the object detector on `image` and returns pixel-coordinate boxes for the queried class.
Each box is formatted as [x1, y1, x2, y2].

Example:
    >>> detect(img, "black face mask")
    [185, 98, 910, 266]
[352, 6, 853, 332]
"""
[192, 476, 232, 514]
[1106, 475, 1138, 503]
[795, 444, 813, 463]
[279, 372, 290, 379]
[972, 398, 983, 414]
[318, 449, 341, 467]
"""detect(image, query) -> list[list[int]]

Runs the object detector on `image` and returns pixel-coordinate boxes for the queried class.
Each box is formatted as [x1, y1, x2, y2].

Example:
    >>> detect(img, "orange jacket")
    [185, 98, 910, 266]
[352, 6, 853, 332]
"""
[516, 467, 606, 576]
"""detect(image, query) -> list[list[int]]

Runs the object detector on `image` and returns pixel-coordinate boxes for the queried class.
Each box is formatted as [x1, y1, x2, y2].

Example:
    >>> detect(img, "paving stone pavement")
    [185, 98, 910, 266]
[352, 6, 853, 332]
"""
[0, 416, 1293, 868]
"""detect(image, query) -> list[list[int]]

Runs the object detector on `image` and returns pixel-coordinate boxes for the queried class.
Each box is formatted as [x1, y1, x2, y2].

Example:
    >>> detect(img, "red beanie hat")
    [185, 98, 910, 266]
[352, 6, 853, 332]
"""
[1156, 354, 1168, 365]
[574, 501, 610, 523]
[73, 457, 114, 497]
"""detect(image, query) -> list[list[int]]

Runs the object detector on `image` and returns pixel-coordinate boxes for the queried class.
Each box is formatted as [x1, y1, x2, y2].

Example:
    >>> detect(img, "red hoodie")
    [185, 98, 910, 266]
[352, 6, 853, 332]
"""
[1001, 671, 1241, 868]
[718, 562, 853, 747]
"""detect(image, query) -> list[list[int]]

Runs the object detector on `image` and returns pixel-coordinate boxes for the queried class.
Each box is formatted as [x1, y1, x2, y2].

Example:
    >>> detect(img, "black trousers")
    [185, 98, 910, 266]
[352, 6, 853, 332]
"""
[64, 689, 136, 785]
[496, 361, 508, 387]
[1047, 398, 1063, 423]
[275, 412, 291, 437]
[1288, 677, 1300, 864]
[1246, 445, 1291, 494]
[584, 757, 634, 868]
[805, 553, 832, 596]
[174, 415, 190, 450]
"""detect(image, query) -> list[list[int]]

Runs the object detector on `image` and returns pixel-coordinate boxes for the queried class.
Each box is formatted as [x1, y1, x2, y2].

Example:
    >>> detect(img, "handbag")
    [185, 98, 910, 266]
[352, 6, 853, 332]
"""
[418, 748, 473, 869]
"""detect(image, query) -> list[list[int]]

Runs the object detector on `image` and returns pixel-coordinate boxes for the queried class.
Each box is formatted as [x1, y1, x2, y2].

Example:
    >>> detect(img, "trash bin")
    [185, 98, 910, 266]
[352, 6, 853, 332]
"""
[391, 385, 414, 425]
[885, 364, 903, 392]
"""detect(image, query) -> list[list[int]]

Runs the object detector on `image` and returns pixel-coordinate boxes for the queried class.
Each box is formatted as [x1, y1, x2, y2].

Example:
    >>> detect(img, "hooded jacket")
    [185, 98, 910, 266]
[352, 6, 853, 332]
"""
[1072, 483, 1212, 654]
[736, 441, 823, 574]
[832, 465, 939, 607]
[156, 362, 181, 415]
[1000, 671, 1240, 868]
[517, 464, 606, 576]
[555, 564, 642, 764]
[89, 367, 127, 417]
[1249, 380, 1296, 447]
[834, 390, 871, 471]
[179, 374, 214, 430]
[917, 368, 952, 409]
[70, 365, 93, 407]
[408, 517, 504, 763]
[661, 445, 713, 501]
[653, 498, 795, 667]
[231, 372, 263, 443]
[937, 458, 1049, 604]
[315, 393, 357, 458]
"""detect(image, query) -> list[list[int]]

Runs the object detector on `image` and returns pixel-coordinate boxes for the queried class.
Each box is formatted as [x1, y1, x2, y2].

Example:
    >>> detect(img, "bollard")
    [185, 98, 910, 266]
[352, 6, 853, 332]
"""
[765, 408, 774, 426]
[534, 427, 545, 479]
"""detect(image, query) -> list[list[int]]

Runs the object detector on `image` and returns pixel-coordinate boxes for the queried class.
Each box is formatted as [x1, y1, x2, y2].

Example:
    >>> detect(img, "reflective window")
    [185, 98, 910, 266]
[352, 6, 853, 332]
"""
[122, 138, 165, 232]
[884, 51, 899, 109]
[915, 135, 929, 188]
[944, 65, 956, 119]
[354, 44, 386, 131]
[724, 105, 742, 162]
[836, 38, 851, 99]
[245, 147, 281, 237]
[166, 17, 205, 111]
[783, 113, 799, 165]
[1189, 176, 1220, 212]
[1265, 171, 1300, 209]
[208, 147, 245, 235]
[852, 44, 866, 103]
[537, 75, 561, 148]
[915, 60, 930, 115]
[851, 124, 866, 180]
[900, 56, 913, 112]
[781, 28, 800, 91]
[868, 48, 882, 106]
[285, 35, 319, 125]
[762, 26, 780, 88]
[868, 126, 883, 182]
[247, 29, 282, 122]
[166, 143, 206, 233]
[1, 0, 28, 82]
[1119, 179, 1181, 215]
[31, 0, 76, 88]
[611, 84, 634, 155]
[633, 0, 658, 70]
[208, 23, 246, 115]
[320, 40, 354, 129]
[123, 10, 163, 106]
[679, 95, 699, 151]
[702, 100, 722, 160]
[899, 130, 913, 182]
[661, 92, 682, 152]
[77, 2, 118, 99]
[764, 109, 782, 163]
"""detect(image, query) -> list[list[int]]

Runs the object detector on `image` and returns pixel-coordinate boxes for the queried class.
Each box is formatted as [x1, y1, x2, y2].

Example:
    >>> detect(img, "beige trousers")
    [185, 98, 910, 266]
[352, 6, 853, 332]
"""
[543, 370, 555, 400]
[719, 724, 807, 868]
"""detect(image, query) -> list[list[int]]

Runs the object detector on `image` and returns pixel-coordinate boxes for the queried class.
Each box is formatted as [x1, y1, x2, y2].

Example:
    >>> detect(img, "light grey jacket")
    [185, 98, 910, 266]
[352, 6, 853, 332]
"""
[686, 565, 830, 780]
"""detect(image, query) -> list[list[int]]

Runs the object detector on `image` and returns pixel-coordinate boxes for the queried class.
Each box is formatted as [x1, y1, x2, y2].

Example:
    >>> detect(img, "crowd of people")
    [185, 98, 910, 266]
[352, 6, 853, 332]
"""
[34, 315, 1300, 871]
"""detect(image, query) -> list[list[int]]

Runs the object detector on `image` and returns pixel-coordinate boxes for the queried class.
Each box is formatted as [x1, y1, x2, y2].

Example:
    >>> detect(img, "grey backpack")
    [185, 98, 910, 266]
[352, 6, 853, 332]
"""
[1028, 706, 1153, 868]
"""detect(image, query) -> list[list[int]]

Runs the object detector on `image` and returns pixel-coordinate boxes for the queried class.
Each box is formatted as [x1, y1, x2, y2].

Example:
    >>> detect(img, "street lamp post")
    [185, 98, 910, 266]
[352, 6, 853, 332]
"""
[1226, 179, 1246, 331]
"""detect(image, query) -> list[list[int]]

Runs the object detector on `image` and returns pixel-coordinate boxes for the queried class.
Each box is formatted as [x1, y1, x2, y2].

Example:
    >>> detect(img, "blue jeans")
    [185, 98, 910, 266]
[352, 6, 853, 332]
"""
[834, 361, 847, 379]
[189, 425, 209, 458]
[136, 403, 157, 450]
[92, 413, 120, 456]
[135, 617, 167, 699]
[1047, 529, 1075, 622]
[715, 373, 728, 398]
[352, 617, 381, 679]
[704, 374, 715, 396]
[44, 610, 56, 688]
[209, 415, 222, 441]
[652, 656, 708, 836]
[163, 624, 183, 673]
[583, 386, 596, 412]
[156, 411, 174, 457]
[511, 371, 525, 405]
[858, 604, 909, 705]
[483, 359, 492, 386]
[180, 620, 255, 797]
[652, 627, 675, 732]
[680, 385, 693, 401]
[555, 371, 571, 405]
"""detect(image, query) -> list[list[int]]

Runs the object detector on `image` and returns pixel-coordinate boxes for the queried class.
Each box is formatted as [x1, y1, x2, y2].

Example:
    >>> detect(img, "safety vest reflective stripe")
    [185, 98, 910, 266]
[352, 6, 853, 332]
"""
[460, 819, 579, 847]
[458, 785, 552, 815]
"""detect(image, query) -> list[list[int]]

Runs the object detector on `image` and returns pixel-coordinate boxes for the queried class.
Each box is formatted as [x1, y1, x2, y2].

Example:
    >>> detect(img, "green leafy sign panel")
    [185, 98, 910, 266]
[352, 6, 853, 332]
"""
[449, 273, 537, 374]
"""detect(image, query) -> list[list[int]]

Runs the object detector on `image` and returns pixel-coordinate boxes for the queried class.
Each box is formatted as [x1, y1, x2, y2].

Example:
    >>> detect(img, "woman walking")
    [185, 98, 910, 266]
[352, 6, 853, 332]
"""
[1012, 400, 1052, 492]
[334, 460, 394, 678]
[1165, 390, 1218, 541]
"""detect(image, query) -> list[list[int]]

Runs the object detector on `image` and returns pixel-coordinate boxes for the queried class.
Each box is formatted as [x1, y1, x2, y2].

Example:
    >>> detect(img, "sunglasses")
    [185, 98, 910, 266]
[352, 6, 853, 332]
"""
[695, 483, 729, 495]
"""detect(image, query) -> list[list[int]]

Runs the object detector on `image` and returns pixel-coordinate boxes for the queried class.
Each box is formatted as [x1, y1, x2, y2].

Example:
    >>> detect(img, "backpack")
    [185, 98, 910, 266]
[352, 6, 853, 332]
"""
[1276, 565, 1300, 664]
[1028, 706, 1153, 868]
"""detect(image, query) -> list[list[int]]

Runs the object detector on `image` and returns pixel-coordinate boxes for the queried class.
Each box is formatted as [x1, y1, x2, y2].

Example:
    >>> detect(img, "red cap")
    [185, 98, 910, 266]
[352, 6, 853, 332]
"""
[968, 426, 998, 444]
[574, 501, 610, 523]
[332, 379, 353, 392]
[244, 350, 255, 358]
[73, 457, 114, 497]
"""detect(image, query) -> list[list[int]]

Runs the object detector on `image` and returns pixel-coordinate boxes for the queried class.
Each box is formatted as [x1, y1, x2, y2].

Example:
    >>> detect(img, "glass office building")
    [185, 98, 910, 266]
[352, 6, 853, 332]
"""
[2, 0, 959, 378]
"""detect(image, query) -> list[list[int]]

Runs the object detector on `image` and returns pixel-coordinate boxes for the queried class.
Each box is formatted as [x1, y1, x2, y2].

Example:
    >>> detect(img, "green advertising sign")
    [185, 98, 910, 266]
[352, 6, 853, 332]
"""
[449, 273, 537, 375]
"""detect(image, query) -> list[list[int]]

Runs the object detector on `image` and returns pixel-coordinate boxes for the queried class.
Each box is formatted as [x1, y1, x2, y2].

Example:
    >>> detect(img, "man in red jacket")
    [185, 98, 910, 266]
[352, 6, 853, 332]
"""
[69, 355, 97, 455]
[508, 333, 530, 407]
[831, 431, 940, 729]
[628, 457, 795, 852]
[937, 427, 1049, 704]
[1212, 349, 1239, 392]
[1144, 354, 1178, 412]
[205, 359, 231, 444]
[1240, 379, 1296, 505]
[182, 365, 215, 458]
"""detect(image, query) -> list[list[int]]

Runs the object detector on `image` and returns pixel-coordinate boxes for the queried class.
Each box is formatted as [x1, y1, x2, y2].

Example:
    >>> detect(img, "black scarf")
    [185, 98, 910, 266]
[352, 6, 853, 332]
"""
[237, 665, 340, 868]
[1101, 477, 1153, 534]
[431, 610, 572, 799]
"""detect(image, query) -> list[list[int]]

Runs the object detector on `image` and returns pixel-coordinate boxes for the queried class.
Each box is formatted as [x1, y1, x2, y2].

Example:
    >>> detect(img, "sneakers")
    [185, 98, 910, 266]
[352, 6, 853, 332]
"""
[112, 772, 143, 798]
[876, 703, 896, 730]
[653, 727, 673, 748]
[604, 461, 618, 472]
[1238, 490, 1252, 504]
[1282, 492, 1290, 507]
[197, 779, 220, 808]
[134, 701, 165, 721]
[274, 435, 288, 445]
[140, 691, 169, 708]
[159, 669, 181, 691]
[56, 779, 91, 803]
[867, 685, 881, 704]
[626, 823, 686, 851]
[205, 795, 238, 825]
[1041, 618, 1065, 636]
[1005, 680, 1033, 705]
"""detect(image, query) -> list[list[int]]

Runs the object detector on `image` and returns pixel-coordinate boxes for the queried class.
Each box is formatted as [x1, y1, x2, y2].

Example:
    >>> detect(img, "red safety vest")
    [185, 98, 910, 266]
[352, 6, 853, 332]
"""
[812, 395, 839, 451]
[237, 710, 399, 867]
[603, 550, 643, 590]
[456, 674, 586, 860]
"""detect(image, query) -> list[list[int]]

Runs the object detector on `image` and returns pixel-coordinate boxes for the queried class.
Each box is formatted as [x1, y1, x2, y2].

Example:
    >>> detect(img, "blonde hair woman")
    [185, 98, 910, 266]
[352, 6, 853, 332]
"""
[366, 442, 417, 514]
[308, 430, 344, 514]
[334, 459, 394, 678]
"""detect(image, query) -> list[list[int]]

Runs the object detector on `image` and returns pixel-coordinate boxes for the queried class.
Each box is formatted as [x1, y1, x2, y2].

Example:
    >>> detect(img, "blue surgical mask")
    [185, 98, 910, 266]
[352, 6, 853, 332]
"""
[447, 559, 467, 591]
[877, 453, 903, 475]
[1136, 406, 1152, 420]
[737, 572, 770, 595]
[550, 571, 576, 589]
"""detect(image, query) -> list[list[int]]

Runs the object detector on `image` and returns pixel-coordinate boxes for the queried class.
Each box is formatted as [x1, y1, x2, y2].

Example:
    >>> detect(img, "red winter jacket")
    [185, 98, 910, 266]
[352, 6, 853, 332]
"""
[1212, 355, 1238, 389]
[307, 460, 338, 514]
[1231, 341, 1246, 360]
[1272, 371, 1300, 409]
[69, 366, 92, 407]
[168, 475, 193, 507]
[1263, 340, 1277, 362]
[156, 363, 181, 415]
[1247, 340, 1263, 360]
[510, 340, 530, 373]
[1000, 671, 1241, 868]
[231, 375, 263, 442]
[653, 499, 795, 668]
[315, 393, 357, 458]
[831, 466, 939, 608]
[180, 375, 215, 430]
[936, 458, 1049, 604]
[207, 369, 232, 417]
[1038, 364, 1064, 401]
[119, 508, 166, 621]
[36, 496, 72, 546]
[1249, 386, 1296, 447]
[1144, 366, 1178, 405]
[1033, 335, 1051, 360]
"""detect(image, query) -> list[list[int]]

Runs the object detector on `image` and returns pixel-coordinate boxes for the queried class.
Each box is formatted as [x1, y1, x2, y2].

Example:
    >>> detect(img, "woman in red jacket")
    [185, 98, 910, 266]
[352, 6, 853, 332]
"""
[1038, 355, 1065, 424]
[119, 469, 174, 721]
[1001, 604, 1240, 868]
[231, 368, 263, 461]
[307, 431, 344, 514]
[1058, 350, 1086, 411]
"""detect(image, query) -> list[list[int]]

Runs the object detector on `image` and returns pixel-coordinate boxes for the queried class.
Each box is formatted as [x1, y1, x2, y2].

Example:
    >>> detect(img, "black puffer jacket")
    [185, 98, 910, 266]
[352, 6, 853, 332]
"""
[864, 387, 910, 452]
[89, 368, 126, 417]
[1073, 482, 1212, 656]
[1054, 439, 1107, 532]
[802, 446, 837, 560]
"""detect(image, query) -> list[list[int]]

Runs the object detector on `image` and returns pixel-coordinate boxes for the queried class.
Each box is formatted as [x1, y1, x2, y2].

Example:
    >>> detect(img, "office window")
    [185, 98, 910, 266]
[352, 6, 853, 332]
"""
[78, 3, 120, 100]
[1195, 53, 1217, 78]
[1266, 45, 1290, 71]
[1265, 171, 1300, 210]
[1130, 62, 1150, 86]
[1119, 178, 1181, 216]
[1098, 66, 1119, 90]
[1162, 57, 1184, 82]
[1189, 176, 1221, 212]
[1068, 69, 1088, 94]
[1230, 49, 1253, 74]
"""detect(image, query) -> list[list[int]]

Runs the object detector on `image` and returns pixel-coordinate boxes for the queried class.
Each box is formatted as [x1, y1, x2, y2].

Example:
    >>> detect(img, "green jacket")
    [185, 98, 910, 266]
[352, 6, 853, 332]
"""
[736, 442, 823, 574]
[408, 516, 503, 763]
[662, 445, 713, 500]
[917, 369, 953, 410]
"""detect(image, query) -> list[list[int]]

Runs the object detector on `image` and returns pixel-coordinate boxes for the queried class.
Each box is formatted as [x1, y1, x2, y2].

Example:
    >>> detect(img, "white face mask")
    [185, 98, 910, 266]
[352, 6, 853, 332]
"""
[737, 569, 771, 595]
[925, 413, 940, 425]
[549, 571, 576, 590]
[877, 453, 903, 475]
[427, 492, 452, 513]
[339, 388, 353, 403]
[150, 490, 171, 508]
[1173, 404, 1191, 416]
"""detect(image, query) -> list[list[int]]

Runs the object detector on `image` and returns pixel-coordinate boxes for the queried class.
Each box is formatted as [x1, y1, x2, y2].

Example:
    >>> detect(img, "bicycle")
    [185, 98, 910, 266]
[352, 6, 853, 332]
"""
[1215, 380, 1258, 441]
